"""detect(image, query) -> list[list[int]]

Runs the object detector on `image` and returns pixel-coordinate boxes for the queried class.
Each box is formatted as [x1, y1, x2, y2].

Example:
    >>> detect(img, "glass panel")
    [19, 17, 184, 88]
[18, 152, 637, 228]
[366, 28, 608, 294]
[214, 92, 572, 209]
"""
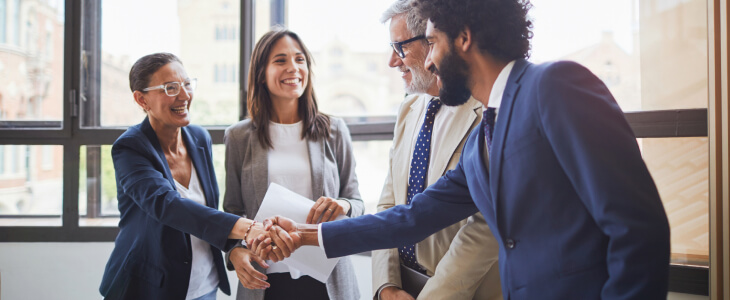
[78, 145, 117, 223]
[0, 145, 63, 220]
[351, 140, 391, 214]
[284, 1, 403, 118]
[640, 137, 709, 266]
[0, 0, 64, 127]
[96, 0, 240, 127]
[80, 144, 227, 226]
[529, 0, 707, 111]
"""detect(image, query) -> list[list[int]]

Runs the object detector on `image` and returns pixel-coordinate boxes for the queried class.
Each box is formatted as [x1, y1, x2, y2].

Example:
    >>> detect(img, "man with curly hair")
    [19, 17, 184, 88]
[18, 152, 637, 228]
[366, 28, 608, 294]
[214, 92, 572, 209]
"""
[262, 1, 671, 299]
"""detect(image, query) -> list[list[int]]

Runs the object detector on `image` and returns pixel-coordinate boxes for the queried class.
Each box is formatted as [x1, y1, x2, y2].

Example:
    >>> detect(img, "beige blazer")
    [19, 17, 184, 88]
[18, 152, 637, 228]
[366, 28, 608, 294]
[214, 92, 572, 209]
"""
[223, 116, 363, 300]
[371, 94, 502, 300]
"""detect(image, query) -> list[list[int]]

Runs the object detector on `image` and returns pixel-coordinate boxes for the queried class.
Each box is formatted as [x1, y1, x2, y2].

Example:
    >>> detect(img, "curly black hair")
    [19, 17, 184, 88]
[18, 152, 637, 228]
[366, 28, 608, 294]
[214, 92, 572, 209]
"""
[412, 0, 533, 61]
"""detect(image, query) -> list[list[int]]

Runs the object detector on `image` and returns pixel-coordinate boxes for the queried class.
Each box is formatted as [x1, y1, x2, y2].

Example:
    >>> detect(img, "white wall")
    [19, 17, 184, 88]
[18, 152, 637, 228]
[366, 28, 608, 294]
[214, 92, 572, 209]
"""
[0, 243, 371, 300]
[0, 243, 705, 300]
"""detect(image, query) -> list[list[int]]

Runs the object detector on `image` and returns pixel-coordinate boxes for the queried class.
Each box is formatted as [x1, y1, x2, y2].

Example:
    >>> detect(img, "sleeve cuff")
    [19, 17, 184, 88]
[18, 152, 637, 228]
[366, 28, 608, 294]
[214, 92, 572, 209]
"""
[318, 223, 325, 252]
[376, 283, 399, 300]
[339, 198, 354, 216]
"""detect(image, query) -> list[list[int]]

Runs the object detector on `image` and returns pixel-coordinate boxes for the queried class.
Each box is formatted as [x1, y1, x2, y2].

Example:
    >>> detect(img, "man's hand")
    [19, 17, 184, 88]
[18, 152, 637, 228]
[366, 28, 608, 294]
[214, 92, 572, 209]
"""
[264, 215, 320, 247]
[380, 286, 415, 300]
[306, 197, 350, 224]
[243, 216, 302, 262]
[229, 247, 270, 290]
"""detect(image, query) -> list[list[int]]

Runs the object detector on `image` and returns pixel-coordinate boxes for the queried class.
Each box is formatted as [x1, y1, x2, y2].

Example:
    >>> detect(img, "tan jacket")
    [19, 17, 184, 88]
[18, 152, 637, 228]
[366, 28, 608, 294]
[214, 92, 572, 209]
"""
[371, 94, 502, 300]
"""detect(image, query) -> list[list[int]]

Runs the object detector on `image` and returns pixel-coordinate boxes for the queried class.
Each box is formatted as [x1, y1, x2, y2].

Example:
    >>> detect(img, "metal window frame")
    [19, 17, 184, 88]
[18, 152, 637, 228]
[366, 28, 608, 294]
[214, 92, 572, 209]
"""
[0, 0, 713, 296]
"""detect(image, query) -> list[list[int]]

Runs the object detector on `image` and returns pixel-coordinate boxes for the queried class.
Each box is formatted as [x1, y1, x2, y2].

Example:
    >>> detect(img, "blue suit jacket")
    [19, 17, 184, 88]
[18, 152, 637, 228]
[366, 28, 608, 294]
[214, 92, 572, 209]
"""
[100, 118, 240, 300]
[322, 59, 670, 299]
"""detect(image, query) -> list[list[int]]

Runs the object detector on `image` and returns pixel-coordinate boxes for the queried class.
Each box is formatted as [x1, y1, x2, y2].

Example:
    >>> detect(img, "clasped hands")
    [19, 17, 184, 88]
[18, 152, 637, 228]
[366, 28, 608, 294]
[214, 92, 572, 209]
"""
[230, 197, 348, 289]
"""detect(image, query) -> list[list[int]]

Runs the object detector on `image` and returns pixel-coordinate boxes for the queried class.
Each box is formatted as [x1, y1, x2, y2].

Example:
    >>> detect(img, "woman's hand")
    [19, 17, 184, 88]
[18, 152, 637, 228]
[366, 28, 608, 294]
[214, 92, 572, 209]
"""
[306, 197, 351, 224]
[248, 222, 301, 262]
[229, 247, 270, 290]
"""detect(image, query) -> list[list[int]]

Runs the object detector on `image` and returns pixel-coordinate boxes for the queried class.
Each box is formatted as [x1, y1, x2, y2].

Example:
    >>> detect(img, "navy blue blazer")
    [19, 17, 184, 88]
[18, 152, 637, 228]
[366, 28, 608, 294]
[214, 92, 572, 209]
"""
[100, 117, 240, 300]
[321, 59, 670, 299]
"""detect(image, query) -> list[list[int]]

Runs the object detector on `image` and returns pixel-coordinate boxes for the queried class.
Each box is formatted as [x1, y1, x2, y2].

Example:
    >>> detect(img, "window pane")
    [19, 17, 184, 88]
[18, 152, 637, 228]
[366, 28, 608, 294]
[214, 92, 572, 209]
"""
[640, 137, 709, 266]
[284, 1, 404, 118]
[529, 0, 707, 111]
[78, 145, 118, 226]
[96, 0, 240, 127]
[0, 0, 64, 127]
[351, 140, 391, 215]
[80, 144, 227, 226]
[0, 145, 62, 223]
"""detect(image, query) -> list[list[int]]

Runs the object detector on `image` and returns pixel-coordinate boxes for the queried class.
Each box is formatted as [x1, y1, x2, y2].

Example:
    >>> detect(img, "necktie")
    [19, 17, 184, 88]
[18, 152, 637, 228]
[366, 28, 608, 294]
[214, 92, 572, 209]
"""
[483, 107, 497, 152]
[399, 98, 442, 273]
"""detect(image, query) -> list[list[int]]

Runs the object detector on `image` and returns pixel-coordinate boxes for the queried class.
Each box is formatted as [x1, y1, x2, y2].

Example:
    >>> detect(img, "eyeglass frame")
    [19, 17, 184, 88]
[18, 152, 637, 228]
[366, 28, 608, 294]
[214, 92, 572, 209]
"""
[142, 78, 198, 97]
[389, 35, 426, 58]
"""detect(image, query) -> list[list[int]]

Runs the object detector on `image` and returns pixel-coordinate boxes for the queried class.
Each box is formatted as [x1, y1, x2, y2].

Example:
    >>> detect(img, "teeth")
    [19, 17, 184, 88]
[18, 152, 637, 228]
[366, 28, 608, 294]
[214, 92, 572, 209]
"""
[171, 103, 187, 114]
[283, 78, 300, 84]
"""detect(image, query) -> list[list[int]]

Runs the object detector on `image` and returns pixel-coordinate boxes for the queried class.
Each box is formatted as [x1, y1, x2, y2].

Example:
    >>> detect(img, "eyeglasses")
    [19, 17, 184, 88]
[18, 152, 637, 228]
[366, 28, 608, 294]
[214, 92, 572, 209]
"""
[142, 78, 197, 96]
[390, 35, 425, 58]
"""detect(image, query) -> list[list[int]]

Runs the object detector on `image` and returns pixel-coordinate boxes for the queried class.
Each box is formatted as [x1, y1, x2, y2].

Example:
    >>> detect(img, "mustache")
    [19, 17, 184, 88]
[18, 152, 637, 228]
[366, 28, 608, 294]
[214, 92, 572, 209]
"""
[428, 64, 439, 76]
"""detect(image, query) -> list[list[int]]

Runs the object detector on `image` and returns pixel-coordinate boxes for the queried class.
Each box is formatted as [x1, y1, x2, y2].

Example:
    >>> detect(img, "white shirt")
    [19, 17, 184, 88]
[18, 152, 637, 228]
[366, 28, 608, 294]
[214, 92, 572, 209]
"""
[174, 167, 219, 300]
[267, 121, 313, 278]
[487, 60, 515, 114]
[317, 60, 519, 254]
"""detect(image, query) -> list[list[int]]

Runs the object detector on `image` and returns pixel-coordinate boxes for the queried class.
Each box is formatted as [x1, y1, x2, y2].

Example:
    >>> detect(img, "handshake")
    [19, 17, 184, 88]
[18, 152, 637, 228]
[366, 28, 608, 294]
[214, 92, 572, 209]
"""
[245, 216, 304, 262]
[229, 196, 344, 289]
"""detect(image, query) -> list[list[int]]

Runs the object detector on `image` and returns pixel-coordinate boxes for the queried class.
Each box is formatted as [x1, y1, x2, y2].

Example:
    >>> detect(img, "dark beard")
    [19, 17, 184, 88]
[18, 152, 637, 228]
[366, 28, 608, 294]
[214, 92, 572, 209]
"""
[429, 46, 472, 106]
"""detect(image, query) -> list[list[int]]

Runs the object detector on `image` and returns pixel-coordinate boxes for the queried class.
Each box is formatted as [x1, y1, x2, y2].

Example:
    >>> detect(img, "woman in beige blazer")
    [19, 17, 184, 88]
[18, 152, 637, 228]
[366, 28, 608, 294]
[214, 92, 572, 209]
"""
[223, 28, 363, 300]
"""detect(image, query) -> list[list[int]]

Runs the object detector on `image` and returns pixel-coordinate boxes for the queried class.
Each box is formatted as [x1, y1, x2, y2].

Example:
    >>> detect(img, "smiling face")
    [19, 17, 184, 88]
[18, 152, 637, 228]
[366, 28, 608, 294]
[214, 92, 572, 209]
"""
[135, 61, 192, 131]
[265, 35, 309, 104]
[388, 14, 437, 95]
[424, 21, 472, 106]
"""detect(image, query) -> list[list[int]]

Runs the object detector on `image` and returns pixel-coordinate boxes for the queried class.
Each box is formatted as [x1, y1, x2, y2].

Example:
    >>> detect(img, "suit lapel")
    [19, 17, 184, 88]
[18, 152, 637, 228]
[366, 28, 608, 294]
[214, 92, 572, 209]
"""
[251, 133, 269, 207]
[182, 127, 215, 208]
[141, 117, 177, 190]
[308, 137, 324, 199]
[394, 97, 424, 205]
[489, 59, 529, 213]
[428, 97, 481, 184]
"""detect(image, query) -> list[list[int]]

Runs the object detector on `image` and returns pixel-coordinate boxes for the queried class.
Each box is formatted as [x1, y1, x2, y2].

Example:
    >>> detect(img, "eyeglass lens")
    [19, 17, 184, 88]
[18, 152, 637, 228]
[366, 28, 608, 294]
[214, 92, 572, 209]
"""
[164, 80, 196, 96]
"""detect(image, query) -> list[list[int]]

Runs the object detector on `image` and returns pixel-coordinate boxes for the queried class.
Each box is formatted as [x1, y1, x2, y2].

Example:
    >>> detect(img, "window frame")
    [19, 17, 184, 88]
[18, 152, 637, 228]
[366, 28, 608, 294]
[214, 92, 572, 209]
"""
[0, 0, 715, 296]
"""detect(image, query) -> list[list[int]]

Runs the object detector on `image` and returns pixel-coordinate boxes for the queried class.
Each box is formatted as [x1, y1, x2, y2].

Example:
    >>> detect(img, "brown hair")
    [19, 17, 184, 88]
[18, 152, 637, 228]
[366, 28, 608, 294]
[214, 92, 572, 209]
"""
[247, 27, 330, 149]
[129, 52, 182, 92]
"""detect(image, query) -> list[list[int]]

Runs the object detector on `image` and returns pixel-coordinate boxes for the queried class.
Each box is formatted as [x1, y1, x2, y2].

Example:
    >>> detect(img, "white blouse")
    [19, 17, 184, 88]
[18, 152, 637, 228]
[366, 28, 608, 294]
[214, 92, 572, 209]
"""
[174, 167, 219, 299]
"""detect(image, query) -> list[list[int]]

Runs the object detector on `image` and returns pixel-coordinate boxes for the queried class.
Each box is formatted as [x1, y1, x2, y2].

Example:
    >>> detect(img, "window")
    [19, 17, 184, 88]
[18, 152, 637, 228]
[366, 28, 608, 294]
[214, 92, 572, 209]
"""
[0, 0, 6, 43]
[0, 145, 4, 174]
[0, 0, 63, 127]
[529, 0, 710, 268]
[96, 0, 240, 127]
[11, 0, 18, 46]
[0, 145, 62, 221]
[0, 1, 722, 296]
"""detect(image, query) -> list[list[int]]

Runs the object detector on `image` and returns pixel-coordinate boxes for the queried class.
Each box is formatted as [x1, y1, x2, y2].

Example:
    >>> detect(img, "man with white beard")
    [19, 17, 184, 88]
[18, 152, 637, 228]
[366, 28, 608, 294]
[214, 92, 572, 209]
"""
[370, 1, 501, 299]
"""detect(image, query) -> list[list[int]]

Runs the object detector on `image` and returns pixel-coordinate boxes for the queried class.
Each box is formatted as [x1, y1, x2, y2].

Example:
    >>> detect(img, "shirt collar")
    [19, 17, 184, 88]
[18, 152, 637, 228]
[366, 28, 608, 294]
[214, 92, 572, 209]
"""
[486, 60, 516, 110]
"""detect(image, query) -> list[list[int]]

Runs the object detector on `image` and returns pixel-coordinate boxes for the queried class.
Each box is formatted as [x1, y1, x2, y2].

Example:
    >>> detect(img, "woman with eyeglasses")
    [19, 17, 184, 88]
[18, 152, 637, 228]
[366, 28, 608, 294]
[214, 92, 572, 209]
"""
[99, 53, 297, 300]
[223, 28, 363, 300]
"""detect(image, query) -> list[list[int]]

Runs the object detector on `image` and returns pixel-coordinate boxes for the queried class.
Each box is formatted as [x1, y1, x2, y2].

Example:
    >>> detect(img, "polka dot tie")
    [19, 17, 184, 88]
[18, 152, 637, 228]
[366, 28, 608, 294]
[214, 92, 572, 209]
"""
[399, 98, 442, 274]
[483, 107, 497, 152]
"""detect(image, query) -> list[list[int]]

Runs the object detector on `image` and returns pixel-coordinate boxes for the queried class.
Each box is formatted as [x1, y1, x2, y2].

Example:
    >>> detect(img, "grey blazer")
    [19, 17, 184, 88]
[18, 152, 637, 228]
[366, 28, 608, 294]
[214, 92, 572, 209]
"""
[223, 116, 363, 300]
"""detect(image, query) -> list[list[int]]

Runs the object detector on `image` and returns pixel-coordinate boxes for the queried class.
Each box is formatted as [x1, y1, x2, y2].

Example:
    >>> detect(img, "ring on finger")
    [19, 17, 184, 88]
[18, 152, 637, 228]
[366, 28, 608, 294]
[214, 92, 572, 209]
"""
[271, 244, 278, 250]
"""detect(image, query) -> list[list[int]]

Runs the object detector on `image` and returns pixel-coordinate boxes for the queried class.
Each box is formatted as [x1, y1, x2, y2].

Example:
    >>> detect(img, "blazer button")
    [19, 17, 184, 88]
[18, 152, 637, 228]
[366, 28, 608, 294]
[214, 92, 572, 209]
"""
[506, 239, 516, 249]
[184, 261, 190, 264]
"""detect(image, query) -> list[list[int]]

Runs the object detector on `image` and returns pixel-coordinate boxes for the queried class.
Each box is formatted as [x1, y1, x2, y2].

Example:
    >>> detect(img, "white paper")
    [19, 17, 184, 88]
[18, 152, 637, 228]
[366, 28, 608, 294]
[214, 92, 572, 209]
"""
[253, 183, 344, 283]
